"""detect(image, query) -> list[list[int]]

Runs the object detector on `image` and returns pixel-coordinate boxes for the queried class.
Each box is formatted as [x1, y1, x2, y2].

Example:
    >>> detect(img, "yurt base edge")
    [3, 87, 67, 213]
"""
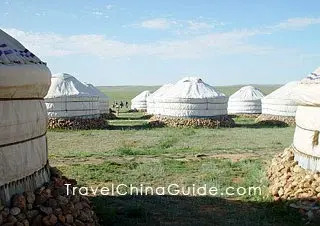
[0, 166, 100, 226]
[149, 115, 235, 128]
[48, 117, 109, 130]
[256, 114, 295, 126]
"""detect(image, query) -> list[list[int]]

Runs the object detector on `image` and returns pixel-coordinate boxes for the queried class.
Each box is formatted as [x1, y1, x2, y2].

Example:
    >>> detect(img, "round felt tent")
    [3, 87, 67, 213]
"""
[149, 77, 234, 128]
[256, 81, 299, 125]
[84, 83, 109, 115]
[131, 90, 151, 111]
[0, 29, 51, 204]
[45, 73, 100, 119]
[291, 67, 320, 171]
[228, 86, 265, 114]
[154, 77, 228, 118]
[147, 84, 173, 115]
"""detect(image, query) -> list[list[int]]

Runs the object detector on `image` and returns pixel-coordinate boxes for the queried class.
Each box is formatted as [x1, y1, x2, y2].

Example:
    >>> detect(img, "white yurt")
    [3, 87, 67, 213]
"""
[147, 84, 173, 114]
[261, 81, 299, 117]
[154, 77, 228, 117]
[131, 90, 151, 111]
[45, 73, 100, 119]
[291, 67, 320, 171]
[0, 29, 51, 204]
[228, 86, 265, 114]
[85, 83, 109, 115]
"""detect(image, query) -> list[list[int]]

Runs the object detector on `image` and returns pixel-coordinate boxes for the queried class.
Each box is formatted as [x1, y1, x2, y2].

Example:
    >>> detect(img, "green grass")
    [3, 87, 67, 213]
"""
[46, 85, 307, 226]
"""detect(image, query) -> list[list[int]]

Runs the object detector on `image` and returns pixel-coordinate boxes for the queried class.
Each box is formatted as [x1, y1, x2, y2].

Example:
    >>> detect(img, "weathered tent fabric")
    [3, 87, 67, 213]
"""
[261, 81, 299, 117]
[292, 68, 320, 171]
[147, 84, 173, 114]
[45, 73, 100, 118]
[0, 29, 51, 203]
[228, 86, 265, 114]
[84, 83, 109, 114]
[154, 77, 228, 117]
[131, 90, 151, 111]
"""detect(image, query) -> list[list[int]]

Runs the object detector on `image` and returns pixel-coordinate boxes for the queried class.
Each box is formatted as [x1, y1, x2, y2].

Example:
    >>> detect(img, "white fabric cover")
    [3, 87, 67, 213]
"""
[0, 29, 51, 98]
[0, 30, 50, 187]
[84, 83, 109, 114]
[0, 100, 47, 146]
[147, 84, 173, 114]
[291, 68, 320, 106]
[131, 90, 151, 110]
[153, 77, 228, 117]
[0, 136, 47, 186]
[292, 67, 320, 171]
[45, 73, 100, 118]
[261, 81, 299, 116]
[228, 86, 265, 114]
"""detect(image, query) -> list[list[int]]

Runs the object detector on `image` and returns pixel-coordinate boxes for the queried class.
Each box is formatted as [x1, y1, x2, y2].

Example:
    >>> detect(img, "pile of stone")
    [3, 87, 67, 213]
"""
[99, 113, 117, 120]
[267, 147, 320, 200]
[48, 118, 108, 130]
[0, 168, 99, 226]
[256, 114, 295, 126]
[150, 115, 235, 128]
[267, 148, 320, 222]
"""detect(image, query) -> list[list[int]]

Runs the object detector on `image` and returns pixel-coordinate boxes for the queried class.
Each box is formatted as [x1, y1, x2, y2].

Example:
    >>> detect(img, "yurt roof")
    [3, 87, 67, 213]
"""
[147, 84, 173, 100]
[0, 29, 45, 65]
[45, 73, 96, 98]
[262, 81, 299, 101]
[132, 90, 151, 102]
[301, 67, 320, 84]
[229, 86, 265, 101]
[291, 67, 320, 106]
[160, 77, 226, 99]
[84, 83, 108, 99]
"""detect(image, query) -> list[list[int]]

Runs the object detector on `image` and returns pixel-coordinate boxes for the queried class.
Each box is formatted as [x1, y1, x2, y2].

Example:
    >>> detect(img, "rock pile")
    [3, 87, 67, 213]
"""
[48, 118, 108, 130]
[256, 114, 295, 126]
[267, 147, 320, 200]
[99, 113, 117, 120]
[150, 115, 235, 128]
[267, 148, 320, 222]
[0, 168, 99, 226]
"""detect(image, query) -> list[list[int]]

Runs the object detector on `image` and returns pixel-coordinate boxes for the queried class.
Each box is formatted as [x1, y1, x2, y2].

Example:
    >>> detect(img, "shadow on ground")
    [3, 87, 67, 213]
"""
[90, 195, 319, 226]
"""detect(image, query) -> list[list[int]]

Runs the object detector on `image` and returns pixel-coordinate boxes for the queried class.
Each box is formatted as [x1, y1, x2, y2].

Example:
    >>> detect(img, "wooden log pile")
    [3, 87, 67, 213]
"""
[267, 147, 320, 222]
[256, 114, 295, 126]
[0, 167, 99, 226]
[48, 117, 108, 130]
[99, 113, 118, 120]
[149, 115, 235, 128]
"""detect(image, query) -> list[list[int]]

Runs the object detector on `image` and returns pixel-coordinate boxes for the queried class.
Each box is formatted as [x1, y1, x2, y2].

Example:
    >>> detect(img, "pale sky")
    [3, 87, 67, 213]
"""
[2, 0, 320, 86]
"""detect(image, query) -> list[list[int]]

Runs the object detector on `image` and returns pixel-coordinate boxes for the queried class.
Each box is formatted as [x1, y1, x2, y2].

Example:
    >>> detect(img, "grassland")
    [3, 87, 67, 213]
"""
[47, 85, 308, 226]
[98, 84, 281, 104]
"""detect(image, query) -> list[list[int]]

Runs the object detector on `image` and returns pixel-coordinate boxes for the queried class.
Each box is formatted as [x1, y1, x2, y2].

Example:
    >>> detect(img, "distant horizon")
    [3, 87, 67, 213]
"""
[96, 83, 284, 87]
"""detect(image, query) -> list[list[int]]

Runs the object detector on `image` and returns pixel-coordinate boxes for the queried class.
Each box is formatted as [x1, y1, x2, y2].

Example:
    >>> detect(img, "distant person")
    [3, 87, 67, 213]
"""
[115, 103, 120, 116]
[120, 101, 124, 108]
[125, 101, 129, 108]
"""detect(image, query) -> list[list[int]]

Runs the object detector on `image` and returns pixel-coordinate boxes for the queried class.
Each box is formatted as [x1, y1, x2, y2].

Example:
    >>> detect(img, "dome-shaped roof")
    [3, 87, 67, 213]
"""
[0, 29, 51, 99]
[45, 73, 95, 98]
[262, 81, 299, 103]
[132, 90, 151, 102]
[147, 84, 173, 101]
[301, 67, 320, 84]
[160, 77, 225, 100]
[84, 83, 108, 99]
[0, 29, 44, 65]
[229, 86, 265, 101]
